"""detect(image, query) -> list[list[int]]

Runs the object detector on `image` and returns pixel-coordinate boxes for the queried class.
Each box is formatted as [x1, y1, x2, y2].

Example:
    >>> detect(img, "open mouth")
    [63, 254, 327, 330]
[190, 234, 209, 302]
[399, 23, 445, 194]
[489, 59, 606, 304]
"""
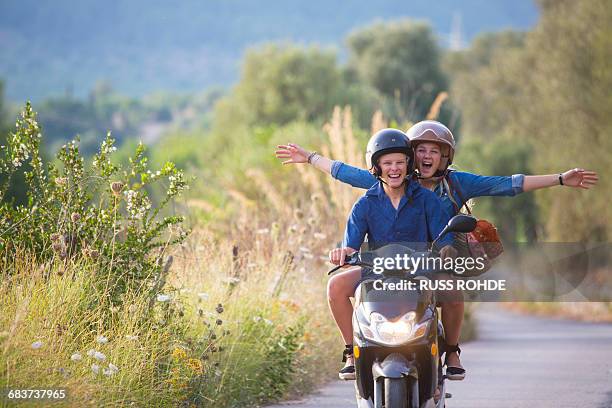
[388, 174, 402, 180]
[421, 161, 434, 171]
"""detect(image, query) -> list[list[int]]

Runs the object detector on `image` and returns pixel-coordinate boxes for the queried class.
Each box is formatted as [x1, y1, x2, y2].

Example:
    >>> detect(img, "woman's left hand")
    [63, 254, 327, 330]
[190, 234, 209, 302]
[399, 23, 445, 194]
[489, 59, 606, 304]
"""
[561, 168, 599, 189]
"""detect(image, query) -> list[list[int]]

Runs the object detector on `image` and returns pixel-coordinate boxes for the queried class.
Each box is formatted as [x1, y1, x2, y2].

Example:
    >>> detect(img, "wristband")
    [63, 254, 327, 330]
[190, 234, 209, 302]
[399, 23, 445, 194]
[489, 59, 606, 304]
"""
[307, 151, 318, 164]
[558, 173, 564, 186]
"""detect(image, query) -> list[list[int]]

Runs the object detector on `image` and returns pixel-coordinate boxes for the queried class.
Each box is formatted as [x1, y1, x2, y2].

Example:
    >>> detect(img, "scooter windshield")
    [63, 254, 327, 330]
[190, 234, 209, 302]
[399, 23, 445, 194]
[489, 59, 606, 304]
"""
[357, 243, 438, 320]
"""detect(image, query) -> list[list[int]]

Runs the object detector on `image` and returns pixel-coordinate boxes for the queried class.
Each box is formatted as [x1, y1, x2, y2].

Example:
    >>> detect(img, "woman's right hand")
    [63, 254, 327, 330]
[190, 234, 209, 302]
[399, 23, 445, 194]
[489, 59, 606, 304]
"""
[329, 247, 357, 266]
[275, 143, 310, 165]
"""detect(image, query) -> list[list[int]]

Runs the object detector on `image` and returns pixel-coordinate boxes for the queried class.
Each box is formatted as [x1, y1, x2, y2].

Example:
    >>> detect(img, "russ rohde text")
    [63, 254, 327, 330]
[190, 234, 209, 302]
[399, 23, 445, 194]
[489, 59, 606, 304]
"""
[373, 279, 507, 291]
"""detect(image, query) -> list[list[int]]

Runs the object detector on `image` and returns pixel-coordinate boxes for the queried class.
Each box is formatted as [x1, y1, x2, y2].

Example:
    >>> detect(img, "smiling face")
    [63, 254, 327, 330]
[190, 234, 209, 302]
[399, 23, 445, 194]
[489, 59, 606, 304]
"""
[414, 142, 442, 178]
[378, 152, 409, 189]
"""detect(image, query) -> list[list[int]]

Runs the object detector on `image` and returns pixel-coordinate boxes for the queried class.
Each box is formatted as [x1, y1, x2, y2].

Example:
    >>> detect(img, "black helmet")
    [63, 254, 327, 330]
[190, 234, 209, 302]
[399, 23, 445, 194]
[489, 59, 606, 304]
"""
[365, 128, 413, 176]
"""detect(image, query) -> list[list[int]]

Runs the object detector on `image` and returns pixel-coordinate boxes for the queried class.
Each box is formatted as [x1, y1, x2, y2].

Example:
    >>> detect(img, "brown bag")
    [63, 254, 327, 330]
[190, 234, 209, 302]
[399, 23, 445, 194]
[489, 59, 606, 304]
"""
[443, 175, 504, 277]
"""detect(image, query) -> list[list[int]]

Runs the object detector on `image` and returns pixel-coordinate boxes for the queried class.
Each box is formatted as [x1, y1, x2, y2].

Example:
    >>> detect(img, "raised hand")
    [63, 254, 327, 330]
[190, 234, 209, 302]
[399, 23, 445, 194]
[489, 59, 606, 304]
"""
[561, 168, 599, 189]
[275, 143, 310, 165]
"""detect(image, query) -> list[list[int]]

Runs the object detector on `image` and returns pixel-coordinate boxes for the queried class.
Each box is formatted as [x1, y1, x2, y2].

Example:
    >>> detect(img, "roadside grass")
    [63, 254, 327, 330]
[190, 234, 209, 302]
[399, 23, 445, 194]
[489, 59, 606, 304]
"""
[0, 226, 339, 407]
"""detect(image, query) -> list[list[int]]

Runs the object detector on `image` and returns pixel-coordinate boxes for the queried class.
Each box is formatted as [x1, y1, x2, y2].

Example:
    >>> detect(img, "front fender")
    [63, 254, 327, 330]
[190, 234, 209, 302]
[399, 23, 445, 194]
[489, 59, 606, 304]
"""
[371, 353, 417, 380]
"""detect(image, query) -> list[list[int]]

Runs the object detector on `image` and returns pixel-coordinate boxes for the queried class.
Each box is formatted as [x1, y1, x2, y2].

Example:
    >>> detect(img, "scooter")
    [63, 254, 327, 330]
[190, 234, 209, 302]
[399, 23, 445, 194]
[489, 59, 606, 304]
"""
[328, 215, 477, 408]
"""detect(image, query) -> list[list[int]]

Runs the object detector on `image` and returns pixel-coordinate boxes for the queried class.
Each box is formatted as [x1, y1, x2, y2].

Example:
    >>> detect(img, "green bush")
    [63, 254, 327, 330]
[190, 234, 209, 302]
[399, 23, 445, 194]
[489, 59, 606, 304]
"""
[0, 103, 189, 304]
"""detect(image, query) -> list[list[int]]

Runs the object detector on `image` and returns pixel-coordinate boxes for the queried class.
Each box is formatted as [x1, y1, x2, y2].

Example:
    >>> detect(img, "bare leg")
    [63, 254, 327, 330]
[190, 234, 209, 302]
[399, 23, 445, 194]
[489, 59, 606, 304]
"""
[441, 294, 464, 369]
[327, 266, 361, 344]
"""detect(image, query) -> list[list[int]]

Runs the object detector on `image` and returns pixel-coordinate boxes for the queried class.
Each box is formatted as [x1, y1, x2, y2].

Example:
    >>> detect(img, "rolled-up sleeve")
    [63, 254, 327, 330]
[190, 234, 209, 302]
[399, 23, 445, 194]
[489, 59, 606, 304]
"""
[343, 198, 369, 250]
[331, 161, 377, 190]
[452, 171, 525, 199]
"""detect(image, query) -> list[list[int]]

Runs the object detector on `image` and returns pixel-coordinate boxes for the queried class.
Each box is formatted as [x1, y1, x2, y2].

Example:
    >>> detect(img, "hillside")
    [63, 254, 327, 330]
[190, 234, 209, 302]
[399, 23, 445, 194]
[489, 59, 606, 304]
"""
[0, 0, 537, 101]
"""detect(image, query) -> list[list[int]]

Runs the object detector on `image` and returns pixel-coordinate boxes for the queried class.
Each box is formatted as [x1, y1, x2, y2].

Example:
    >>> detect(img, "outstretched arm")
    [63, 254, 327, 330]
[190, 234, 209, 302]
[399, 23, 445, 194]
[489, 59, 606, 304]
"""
[275, 142, 377, 189]
[523, 168, 598, 192]
[275, 143, 334, 174]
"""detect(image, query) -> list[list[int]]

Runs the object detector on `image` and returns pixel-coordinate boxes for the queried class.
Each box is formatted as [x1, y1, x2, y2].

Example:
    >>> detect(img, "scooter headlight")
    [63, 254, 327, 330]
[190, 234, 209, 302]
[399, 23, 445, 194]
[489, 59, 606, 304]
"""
[366, 311, 418, 345]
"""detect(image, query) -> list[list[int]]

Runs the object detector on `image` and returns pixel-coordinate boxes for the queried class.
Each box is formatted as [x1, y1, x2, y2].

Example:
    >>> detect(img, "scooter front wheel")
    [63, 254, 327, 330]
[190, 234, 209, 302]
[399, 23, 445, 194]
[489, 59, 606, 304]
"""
[384, 378, 407, 408]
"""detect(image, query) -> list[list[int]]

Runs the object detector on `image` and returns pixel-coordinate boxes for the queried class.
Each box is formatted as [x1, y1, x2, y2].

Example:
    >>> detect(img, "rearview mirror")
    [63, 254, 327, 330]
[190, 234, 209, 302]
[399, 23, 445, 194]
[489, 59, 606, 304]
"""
[445, 214, 477, 234]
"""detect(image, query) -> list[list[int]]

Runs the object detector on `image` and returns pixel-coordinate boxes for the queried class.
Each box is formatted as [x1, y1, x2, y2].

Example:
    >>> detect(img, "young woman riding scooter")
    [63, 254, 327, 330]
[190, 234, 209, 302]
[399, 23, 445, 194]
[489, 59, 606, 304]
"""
[276, 120, 599, 381]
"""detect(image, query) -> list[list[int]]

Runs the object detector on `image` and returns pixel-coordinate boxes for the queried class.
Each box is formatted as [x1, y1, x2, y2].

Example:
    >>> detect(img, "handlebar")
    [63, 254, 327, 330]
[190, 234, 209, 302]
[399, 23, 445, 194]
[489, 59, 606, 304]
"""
[327, 252, 372, 275]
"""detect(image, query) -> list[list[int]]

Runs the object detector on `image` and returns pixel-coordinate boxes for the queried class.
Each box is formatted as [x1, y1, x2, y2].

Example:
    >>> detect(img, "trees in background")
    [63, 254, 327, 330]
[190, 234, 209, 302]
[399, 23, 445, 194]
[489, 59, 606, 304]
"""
[447, 0, 611, 241]
[346, 19, 451, 125]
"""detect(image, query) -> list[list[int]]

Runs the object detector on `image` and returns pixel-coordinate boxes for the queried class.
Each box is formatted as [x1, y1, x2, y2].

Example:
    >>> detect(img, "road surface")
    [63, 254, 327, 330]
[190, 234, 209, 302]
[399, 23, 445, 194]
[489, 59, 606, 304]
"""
[268, 305, 612, 408]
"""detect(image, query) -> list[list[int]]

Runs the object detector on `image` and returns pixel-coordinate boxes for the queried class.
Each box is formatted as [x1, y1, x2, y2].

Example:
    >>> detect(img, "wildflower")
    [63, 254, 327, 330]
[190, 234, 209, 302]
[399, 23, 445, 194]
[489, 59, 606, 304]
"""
[299, 247, 311, 253]
[246, 262, 257, 268]
[314, 232, 327, 240]
[216, 319, 223, 326]
[197, 292, 209, 301]
[110, 181, 124, 196]
[215, 304, 224, 314]
[264, 319, 273, 326]
[256, 228, 270, 235]
[128, 304, 138, 314]
[96, 336, 109, 344]
[186, 358, 203, 374]
[223, 277, 240, 286]
[31, 341, 43, 349]
[172, 347, 188, 360]
[50, 233, 62, 242]
[71, 212, 81, 222]
[91, 364, 100, 374]
[103, 363, 119, 376]
[156, 294, 172, 302]
[125, 335, 138, 341]
[88, 349, 106, 361]
[89, 249, 100, 259]
[253, 316, 262, 323]
[54, 177, 68, 186]
[70, 353, 82, 361]
[288, 224, 298, 234]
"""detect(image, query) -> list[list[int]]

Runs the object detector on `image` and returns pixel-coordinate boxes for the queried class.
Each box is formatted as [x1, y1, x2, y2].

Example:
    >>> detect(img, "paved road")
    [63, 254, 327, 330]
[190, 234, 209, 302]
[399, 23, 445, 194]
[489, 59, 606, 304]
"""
[268, 305, 612, 408]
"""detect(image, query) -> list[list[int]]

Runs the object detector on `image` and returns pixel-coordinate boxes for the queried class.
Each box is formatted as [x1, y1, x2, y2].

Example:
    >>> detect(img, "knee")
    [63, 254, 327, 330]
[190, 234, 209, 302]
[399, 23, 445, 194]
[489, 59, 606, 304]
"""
[327, 276, 345, 301]
[442, 298, 464, 310]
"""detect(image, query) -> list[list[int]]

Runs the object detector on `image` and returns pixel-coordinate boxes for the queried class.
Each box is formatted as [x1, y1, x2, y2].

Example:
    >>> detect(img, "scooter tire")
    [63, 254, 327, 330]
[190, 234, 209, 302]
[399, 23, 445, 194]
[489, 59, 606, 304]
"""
[384, 378, 407, 408]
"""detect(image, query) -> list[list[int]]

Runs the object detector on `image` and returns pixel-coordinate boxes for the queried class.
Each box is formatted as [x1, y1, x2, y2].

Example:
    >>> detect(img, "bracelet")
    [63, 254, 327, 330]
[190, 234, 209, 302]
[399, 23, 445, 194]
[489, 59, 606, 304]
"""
[307, 151, 318, 164]
[558, 173, 564, 186]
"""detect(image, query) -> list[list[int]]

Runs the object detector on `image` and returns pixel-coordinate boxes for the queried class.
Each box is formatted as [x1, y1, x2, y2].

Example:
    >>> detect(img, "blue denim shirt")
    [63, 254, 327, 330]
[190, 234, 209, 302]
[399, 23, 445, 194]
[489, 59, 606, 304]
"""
[344, 180, 454, 251]
[332, 161, 525, 221]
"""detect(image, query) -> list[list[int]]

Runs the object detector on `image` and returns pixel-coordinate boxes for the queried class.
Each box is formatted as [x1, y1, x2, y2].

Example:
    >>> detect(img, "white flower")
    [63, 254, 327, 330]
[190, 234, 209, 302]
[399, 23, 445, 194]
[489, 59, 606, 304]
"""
[179, 288, 192, 294]
[264, 319, 273, 326]
[104, 363, 119, 376]
[253, 316, 262, 323]
[70, 353, 82, 361]
[96, 336, 108, 344]
[91, 364, 100, 374]
[256, 228, 270, 234]
[31, 341, 43, 349]
[197, 292, 209, 300]
[156, 294, 172, 302]
[314, 232, 327, 240]
[223, 277, 240, 285]
[88, 350, 106, 361]
[125, 335, 138, 341]
[299, 247, 311, 253]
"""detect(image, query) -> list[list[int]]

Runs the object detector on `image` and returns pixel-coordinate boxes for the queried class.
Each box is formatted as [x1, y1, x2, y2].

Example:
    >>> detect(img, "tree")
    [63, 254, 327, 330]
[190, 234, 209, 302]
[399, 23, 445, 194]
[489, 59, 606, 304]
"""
[218, 44, 345, 127]
[346, 19, 450, 123]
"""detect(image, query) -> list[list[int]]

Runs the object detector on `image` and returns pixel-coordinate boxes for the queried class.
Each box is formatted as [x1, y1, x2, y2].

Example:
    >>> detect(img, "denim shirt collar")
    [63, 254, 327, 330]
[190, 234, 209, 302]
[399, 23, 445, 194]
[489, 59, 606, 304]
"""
[365, 178, 420, 200]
